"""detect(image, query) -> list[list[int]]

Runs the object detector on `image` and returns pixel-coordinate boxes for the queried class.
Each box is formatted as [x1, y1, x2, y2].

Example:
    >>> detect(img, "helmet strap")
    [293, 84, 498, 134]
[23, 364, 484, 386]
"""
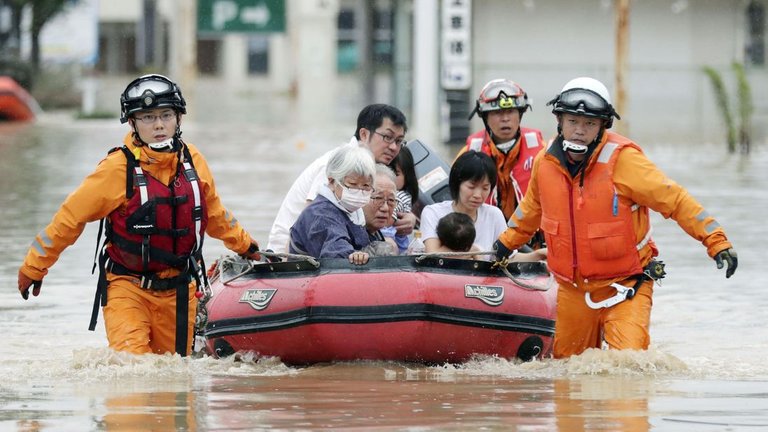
[556, 118, 605, 156]
[128, 112, 183, 151]
[493, 128, 520, 154]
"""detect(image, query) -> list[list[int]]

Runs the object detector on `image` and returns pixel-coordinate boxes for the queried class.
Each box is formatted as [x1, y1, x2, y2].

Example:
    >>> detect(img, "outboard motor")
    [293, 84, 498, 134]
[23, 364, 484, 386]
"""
[404, 139, 452, 218]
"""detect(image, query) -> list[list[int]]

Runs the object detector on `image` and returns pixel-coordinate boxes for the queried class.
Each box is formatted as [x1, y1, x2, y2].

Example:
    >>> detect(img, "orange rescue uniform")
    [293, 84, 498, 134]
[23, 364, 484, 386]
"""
[19, 133, 254, 355]
[497, 131, 733, 358]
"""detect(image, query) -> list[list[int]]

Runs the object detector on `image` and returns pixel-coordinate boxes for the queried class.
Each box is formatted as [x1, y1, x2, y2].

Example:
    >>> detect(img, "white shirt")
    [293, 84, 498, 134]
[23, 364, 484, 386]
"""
[267, 138, 358, 253]
[420, 200, 507, 259]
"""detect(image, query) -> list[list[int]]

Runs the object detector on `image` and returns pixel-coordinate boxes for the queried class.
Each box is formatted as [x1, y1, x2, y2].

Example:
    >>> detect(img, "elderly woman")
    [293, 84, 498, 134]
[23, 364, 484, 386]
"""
[289, 145, 376, 264]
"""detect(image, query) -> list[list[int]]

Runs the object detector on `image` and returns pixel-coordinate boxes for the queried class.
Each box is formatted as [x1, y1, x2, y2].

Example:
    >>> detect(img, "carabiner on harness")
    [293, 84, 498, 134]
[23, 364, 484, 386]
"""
[584, 259, 666, 309]
[584, 282, 635, 309]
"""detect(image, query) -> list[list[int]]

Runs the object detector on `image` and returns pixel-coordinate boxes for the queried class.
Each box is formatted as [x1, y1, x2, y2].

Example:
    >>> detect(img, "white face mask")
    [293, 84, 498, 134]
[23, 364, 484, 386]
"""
[338, 183, 372, 213]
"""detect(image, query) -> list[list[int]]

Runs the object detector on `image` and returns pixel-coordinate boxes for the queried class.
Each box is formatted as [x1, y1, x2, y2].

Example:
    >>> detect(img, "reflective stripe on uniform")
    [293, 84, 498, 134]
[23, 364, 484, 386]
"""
[597, 142, 619, 164]
[508, 207, 525, 227]
[524, 132, 539, 148]
[468, 138, 483, 152]
[32, 230, 52, 256]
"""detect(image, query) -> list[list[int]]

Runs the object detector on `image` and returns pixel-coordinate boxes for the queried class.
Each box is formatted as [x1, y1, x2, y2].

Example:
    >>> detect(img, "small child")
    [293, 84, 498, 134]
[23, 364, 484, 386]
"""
[383, 147, 419, 253]
[434, 212, 481, 259]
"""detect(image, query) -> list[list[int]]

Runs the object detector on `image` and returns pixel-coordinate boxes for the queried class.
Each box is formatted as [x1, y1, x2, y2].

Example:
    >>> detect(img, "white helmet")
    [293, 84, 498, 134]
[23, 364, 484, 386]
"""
[547, 77, 620, 128]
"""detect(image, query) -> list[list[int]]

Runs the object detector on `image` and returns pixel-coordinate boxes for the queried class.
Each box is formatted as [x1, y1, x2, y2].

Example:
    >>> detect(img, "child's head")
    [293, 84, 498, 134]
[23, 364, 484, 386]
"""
[388, 146, 419, 201]
[436, 212, 476, 252]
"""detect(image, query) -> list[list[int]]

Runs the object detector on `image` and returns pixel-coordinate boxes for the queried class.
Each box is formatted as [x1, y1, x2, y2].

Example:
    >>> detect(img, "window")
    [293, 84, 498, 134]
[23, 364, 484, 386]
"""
[336, 7, 394, 73]
[746, 1, 765, 66]
[248, 35, 269, 74]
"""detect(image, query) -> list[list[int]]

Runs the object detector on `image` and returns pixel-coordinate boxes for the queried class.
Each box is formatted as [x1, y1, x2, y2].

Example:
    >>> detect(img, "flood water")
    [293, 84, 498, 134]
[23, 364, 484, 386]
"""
[1, 110, 767, 431]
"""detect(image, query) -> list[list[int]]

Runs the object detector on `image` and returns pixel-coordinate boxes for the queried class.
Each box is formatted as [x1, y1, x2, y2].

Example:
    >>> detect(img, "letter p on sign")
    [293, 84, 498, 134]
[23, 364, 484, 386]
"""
[213, 0, 238, 30]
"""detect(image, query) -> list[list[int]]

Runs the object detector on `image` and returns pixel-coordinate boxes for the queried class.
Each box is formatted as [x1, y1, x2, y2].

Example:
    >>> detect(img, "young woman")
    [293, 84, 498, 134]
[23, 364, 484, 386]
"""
[420, 150, 546, 262]
[420, 151, 505, 259]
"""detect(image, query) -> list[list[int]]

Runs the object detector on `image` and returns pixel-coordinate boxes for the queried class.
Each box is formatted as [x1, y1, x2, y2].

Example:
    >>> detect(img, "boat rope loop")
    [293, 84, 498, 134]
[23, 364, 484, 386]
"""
[494, 259, 554, 291]
[221, 251, 320, 285]
[261, 250, 320, 267]
[413, 250, 492, 263]
[414, 251, 553, 292]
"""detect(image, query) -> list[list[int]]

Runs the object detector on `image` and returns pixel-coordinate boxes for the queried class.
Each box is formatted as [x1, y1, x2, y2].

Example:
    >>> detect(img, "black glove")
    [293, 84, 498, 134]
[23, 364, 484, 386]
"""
[18, 270, 43, 300]
[714, 248, 738, 278]
[240, 241, 261, 261]
[493, 240, 514, 262]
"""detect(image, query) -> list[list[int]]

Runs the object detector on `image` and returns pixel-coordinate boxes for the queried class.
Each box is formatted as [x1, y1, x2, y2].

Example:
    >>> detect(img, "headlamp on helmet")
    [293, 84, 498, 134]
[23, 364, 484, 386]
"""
[120, 74, 186, 124]
[469, 79, 531, 120]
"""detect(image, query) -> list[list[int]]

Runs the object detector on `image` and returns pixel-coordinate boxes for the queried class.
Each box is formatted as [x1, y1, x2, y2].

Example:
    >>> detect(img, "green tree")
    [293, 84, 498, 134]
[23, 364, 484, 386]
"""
[702, 66, 737, 153]
[29, 0, 74, 71]
[732, 62, 753, 154]
[0, 0, 74, 73]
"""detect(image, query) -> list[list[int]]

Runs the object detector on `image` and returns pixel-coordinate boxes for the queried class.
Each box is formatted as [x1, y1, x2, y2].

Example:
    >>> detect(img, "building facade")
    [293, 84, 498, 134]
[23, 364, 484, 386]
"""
[39, 0, 768, 145]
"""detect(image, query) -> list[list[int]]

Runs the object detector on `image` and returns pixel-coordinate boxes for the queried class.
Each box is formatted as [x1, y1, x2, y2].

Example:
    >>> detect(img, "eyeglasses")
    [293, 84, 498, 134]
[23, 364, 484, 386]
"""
[374, 131, 405, 147]
[370, 196, 397, 208]
[134, 112, 176, 124]
[341, 182, 374, 193]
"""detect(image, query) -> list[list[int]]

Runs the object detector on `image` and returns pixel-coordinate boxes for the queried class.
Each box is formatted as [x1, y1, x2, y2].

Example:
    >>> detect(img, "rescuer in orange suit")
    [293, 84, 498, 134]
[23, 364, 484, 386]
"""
[493, 77, 738, 358]
[17, 74, 261, 356]
[457, 79, 546, 221]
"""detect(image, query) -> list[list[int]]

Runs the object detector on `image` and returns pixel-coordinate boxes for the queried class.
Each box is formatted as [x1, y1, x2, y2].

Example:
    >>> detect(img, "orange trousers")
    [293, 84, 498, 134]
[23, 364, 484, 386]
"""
[553, 278, 654, 358]
[103, 273, 198, 355]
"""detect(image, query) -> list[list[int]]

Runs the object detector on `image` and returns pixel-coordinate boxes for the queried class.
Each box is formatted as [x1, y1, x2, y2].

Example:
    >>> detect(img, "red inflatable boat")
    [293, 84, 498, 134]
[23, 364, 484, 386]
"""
[201, 255, 556, 365]
[0, 76, 39, 122]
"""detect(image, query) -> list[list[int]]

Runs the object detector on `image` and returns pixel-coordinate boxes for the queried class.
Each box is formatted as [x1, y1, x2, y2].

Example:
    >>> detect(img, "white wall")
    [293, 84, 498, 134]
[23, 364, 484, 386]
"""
[99, 1, 142, 21]
[468, 0, 766, 145]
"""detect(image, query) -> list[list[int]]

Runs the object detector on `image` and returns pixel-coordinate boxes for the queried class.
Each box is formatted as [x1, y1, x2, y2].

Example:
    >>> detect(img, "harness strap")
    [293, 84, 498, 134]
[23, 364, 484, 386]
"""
[119, 146, 137, 199]
[89, 248, 109, 331]
[153, 195, 189, 206]
[109, 230, 189, 269]
[106, 260, 192, 291]
[636, 226, 653, 251]
[182, 157, 204, 253]
[175, 280, 189, 357]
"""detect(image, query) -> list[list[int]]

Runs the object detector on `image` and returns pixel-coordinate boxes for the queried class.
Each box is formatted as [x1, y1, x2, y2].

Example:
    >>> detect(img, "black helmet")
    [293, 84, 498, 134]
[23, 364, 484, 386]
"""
[120, 74, 186, 123]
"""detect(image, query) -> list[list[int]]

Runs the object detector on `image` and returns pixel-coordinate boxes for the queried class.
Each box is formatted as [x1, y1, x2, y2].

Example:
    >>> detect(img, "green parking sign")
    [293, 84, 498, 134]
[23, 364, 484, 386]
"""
[198, 0, 286, 33]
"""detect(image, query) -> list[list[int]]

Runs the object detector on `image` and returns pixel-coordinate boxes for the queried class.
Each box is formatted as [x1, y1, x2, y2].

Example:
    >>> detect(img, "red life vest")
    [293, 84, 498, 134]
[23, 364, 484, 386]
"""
[538, 133, 654, 282]
[106, 146, 208, 273]
[465, 127, 544, 218]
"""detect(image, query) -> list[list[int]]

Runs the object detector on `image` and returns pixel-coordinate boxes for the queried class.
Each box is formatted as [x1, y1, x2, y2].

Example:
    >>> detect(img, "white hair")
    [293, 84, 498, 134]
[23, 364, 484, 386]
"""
[374, 163, 397, 185]
[326, 145, 376, 183]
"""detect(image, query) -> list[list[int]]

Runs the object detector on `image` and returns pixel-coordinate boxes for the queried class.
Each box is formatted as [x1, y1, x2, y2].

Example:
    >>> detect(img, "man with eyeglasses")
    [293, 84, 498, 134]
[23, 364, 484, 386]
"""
[17, 74, 261, 357]
[361, 165, 400, 257]
[493, 77, 738, 358]
[268, 103, 415, 254]
[457, 79, 546, 222]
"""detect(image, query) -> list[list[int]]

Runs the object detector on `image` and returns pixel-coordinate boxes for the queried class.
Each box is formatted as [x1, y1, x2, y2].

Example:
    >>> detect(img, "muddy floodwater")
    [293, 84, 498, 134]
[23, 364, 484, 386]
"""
[1, 112, 766, 431]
